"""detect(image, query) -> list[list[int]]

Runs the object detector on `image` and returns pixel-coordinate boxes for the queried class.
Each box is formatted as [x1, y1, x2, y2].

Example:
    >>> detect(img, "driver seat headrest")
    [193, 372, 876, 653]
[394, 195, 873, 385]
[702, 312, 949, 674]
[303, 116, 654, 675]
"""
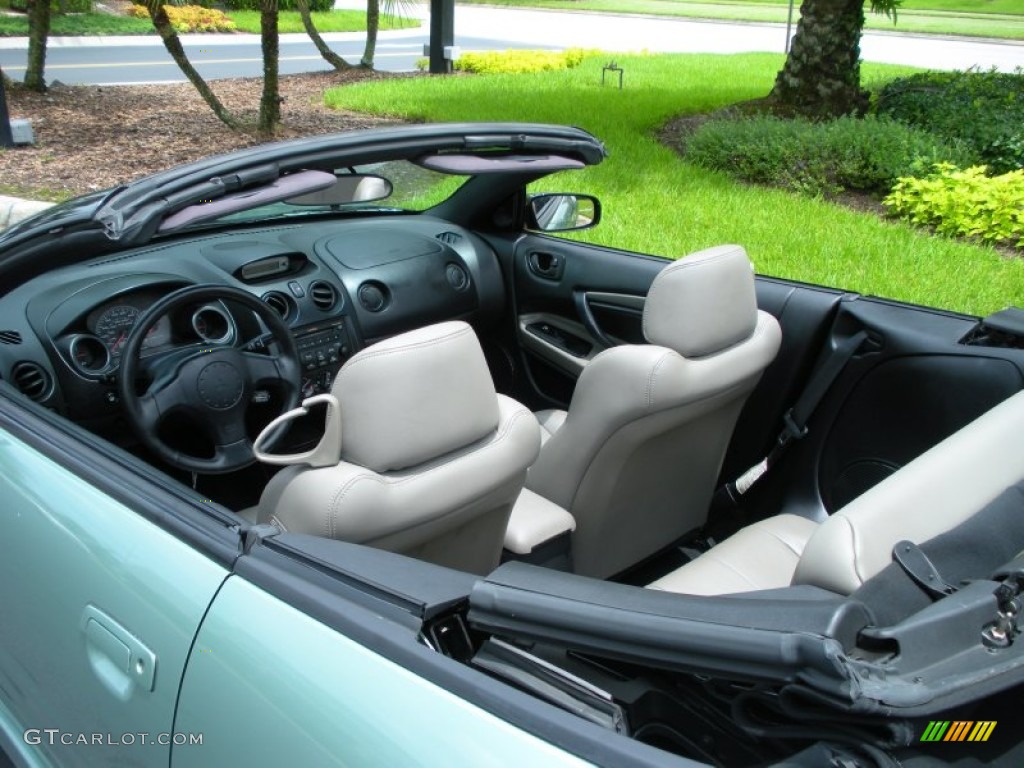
[331, 321, 501, 472]
[254, 321, 541, 575]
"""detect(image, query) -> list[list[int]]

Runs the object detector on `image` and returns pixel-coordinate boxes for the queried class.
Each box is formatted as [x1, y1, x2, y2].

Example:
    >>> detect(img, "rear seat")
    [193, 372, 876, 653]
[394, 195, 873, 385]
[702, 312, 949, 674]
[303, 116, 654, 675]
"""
[649, 389, 1024, 596]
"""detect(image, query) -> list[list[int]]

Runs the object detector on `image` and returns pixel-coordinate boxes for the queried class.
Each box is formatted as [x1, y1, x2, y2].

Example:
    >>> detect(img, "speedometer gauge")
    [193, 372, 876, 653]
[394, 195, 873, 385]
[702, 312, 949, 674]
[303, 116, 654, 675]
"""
[95, 304, 141, 357]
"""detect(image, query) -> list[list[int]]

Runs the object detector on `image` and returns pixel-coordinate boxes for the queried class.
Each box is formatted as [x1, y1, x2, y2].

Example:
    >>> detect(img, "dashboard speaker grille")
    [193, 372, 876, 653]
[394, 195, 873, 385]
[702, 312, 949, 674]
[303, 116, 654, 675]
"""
[309, 281, 339, 311]
[357, 283, 388, 313]
[12, 361, 51, 401]
[445, 263, 469, 292]
[0, 330, 23, 345]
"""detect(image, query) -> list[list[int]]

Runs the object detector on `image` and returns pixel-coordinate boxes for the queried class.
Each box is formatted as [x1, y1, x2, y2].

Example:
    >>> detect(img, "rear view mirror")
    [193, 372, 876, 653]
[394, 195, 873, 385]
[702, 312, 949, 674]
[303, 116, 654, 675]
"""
[286, 174, 393, 206]
[527, 194, 601, 233]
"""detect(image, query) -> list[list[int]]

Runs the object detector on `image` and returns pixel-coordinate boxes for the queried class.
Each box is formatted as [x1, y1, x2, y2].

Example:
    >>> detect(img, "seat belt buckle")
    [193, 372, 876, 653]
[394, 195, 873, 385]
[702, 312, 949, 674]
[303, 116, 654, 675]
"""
[777, 409, 808, 447]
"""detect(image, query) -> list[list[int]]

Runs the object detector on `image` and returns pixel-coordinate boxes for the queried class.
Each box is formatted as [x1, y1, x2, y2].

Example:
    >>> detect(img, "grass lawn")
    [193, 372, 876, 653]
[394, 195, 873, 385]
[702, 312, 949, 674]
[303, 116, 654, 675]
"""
[0, 10, 417, 37]
[0, 183, 73, 203]
[228, 10, 418, 34]
[325, 53, 1023, 315]
[456, 0, 1024, 40]
[642, 0, 1024, 10]
[0, 12, 152, 36]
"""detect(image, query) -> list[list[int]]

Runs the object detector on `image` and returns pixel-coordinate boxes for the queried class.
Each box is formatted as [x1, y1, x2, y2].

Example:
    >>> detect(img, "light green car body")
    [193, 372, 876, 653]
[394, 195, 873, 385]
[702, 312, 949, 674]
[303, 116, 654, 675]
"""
[0, 425, 592, 768]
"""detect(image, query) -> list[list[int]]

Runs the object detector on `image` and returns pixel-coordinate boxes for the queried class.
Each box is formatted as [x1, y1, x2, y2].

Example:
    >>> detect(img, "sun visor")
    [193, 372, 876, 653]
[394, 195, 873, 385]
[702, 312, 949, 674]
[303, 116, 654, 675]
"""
[158, 170, 337, 233]
[415, 154, 585, 175]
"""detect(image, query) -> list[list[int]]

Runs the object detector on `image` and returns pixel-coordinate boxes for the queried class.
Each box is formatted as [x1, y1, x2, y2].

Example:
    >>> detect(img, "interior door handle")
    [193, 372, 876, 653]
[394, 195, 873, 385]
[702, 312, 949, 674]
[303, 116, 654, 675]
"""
[573, 291, 617, 349]
[81, 605, 158, 700]
[527, 251, 564, 280]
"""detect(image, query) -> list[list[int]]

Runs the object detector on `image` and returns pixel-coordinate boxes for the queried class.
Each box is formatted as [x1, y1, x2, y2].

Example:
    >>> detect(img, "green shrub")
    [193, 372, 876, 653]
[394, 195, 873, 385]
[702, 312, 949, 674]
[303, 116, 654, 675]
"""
[684, 114, 973, 197]
[874, 70, 1024, 174]
[9, 0, 92, 13]
[223, 0, 334, 12]
[129, 4, 235, 32]
[884, 163, 1024, 248]
[415, 48, 589, 75]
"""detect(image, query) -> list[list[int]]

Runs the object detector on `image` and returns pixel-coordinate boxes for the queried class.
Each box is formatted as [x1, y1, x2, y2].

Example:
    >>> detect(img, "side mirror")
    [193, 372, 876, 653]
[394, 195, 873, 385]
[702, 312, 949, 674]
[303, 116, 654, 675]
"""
[526, 194, 601, 233]
[286, 174, 393, 206]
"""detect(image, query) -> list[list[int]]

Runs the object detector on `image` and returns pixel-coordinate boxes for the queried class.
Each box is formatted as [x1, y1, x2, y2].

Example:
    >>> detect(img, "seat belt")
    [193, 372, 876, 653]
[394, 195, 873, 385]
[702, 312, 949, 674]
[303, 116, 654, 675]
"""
[714, 329, 870, 509]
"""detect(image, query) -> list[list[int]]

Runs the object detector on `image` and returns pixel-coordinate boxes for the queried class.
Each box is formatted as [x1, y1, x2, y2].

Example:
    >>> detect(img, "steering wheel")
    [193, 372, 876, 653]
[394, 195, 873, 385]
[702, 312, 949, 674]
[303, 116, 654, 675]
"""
[119, 284, 301, 474]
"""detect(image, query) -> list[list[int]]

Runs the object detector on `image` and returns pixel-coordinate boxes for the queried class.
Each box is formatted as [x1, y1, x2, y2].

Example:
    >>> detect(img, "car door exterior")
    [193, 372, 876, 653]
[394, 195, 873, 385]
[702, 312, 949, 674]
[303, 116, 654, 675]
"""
[0, 401, 229, 768]
[173, 574, 593, 767]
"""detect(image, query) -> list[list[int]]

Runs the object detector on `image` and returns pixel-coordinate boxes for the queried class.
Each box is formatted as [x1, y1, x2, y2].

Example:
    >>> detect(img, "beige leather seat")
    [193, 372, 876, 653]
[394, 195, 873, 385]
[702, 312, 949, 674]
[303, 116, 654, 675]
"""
[526, 245, 782, 579]
[254, 321, 541, 575]
[650, 389, 1024, 596]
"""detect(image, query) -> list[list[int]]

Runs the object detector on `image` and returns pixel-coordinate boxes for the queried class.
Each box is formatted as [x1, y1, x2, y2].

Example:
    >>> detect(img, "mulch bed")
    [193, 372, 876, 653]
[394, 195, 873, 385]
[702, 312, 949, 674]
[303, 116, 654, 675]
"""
[3, 69, 408, 198]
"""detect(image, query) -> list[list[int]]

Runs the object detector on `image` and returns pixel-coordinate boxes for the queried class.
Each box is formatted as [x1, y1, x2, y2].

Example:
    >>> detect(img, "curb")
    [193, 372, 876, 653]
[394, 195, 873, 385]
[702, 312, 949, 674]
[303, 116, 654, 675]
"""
[0, 196, 56, 230]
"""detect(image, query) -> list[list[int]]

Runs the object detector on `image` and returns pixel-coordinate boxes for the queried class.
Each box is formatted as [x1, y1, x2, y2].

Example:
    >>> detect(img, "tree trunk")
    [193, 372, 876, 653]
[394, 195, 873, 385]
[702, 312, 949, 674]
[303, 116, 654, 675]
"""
[25, 0, 52, 92]
[0, 66, 15, 147]
[361, 0, 379, 69]
[770, 0, 869, 118]
[258, 0, 280, 136]
[296, 0, 352, 71]
[146, 1, 241, 130]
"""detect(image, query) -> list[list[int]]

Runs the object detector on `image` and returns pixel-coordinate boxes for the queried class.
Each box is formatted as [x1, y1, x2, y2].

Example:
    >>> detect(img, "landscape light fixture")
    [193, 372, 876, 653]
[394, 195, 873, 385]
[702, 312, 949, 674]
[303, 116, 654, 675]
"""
[602, 62, 624, 89]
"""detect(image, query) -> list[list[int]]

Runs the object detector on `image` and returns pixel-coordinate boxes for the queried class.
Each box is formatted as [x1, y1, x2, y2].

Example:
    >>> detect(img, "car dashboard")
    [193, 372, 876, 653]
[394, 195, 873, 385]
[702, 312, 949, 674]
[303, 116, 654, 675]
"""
[0, 215, 505, 449]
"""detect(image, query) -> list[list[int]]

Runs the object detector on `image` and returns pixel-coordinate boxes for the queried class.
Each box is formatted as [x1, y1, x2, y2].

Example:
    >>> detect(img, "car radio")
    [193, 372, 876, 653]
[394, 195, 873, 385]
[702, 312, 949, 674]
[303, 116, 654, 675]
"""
[294, 318, 354, 395]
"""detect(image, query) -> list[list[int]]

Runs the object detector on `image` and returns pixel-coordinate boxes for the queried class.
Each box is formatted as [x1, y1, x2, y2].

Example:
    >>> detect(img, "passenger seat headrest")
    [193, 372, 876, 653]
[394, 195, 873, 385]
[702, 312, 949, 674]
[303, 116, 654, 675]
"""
[643, 244, 759, 359]
[331, 321, 500, 473]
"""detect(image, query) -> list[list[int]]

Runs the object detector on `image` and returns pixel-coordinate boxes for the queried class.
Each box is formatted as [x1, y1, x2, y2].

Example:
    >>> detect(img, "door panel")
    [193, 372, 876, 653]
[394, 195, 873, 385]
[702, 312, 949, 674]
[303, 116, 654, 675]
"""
[0, 404, 228, 768]
[510, 235, 666, 408]
[519, 313, 601, 377]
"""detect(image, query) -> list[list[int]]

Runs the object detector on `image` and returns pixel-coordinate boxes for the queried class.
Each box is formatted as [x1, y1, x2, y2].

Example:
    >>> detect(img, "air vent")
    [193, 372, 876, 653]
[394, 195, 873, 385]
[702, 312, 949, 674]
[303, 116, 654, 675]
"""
[357, 282, 389, 313]
[309, 280, 339, 312]
[437, 231, 463, 246]
[11, 362, 51, 402]
[261, 291, 292, 320]
[0, 330, 23, 345]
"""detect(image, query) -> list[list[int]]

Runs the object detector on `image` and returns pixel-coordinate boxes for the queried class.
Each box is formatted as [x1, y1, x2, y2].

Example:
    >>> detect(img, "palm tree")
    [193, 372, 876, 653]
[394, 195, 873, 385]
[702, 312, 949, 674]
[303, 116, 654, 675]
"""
[362, 0, 413, 69]
[361, 0, 379, 68]
[145, 0, 241, 129]
[24, 0, 52, 92]
[258, 0, 281, 135]
[296, 0, 353, 71]
[770, 0, 901, 117]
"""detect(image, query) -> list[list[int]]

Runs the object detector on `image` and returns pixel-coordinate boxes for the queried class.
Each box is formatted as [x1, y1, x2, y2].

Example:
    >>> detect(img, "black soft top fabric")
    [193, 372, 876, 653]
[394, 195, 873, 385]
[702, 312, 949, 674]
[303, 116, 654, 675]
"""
[853, 479, 1024, 627]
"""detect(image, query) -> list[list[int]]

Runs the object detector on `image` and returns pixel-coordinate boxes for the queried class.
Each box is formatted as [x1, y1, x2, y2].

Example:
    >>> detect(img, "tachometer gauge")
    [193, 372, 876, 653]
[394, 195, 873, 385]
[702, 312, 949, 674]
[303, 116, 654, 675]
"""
[95, 304, 141, 358]
[69, 335, 110, 374]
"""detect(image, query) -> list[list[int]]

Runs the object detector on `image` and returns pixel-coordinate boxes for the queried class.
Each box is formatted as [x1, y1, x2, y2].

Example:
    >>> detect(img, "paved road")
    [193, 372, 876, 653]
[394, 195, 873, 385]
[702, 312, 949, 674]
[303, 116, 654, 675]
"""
[1, 31, 439, 85]
[1, 4, 1022, 85]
